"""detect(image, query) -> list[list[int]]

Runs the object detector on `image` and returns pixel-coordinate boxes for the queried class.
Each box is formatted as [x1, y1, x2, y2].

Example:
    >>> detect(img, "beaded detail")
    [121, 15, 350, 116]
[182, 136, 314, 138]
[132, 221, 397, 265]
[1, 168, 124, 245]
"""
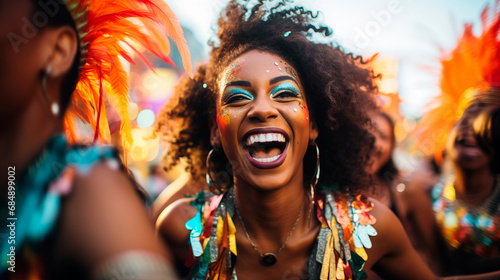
[432, 176, 500, 257]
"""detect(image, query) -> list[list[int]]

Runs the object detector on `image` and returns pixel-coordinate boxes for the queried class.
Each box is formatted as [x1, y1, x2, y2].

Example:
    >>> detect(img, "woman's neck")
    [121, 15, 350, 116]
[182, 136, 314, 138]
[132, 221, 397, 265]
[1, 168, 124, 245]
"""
[454, 166, 495, 207]
[234, 178, 309, 246]
[0, 99, 62, 191]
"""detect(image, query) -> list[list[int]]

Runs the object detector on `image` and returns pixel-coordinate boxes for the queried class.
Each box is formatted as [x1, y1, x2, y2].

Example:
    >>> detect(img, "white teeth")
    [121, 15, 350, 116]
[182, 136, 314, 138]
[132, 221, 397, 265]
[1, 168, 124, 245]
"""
[245, 133, 286, 146]
[253, 154, 281, 163]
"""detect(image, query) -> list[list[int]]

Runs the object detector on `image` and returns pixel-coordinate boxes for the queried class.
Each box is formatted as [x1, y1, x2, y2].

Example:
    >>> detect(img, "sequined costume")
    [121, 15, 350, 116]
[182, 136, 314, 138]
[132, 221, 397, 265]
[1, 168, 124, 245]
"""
[432, 176, 500, 274]
[185, 187, 377, 280]
[0, 135, 125, 279]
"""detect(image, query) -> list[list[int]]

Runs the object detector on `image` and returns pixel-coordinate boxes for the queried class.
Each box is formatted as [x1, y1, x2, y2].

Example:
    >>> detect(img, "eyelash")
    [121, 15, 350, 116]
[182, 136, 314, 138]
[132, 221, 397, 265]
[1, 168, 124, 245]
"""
[225, 94, 252, 104]
[272, 90, 299, 99]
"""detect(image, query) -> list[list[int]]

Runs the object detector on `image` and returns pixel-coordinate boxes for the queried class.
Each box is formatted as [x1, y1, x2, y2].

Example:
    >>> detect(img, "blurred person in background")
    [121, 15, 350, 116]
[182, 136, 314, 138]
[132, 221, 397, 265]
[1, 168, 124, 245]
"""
[0, 0, 191, 278]
[367, 111, 441, 277]
[152, 64, 211, 220]
[410, 3, 500, 275]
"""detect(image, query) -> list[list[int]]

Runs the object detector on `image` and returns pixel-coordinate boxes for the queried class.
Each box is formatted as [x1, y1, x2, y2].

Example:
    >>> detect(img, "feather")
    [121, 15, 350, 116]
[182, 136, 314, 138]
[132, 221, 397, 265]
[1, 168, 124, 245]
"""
[62, 0, 192, 156]
[412, 4, 500, 162]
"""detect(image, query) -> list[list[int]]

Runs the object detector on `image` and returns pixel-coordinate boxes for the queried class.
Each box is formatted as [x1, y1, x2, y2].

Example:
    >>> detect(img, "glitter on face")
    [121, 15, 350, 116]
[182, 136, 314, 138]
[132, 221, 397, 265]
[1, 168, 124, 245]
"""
[284, 31, 291, 37]
[203, 83, 207, 89]
[217, 107, 231, 133]
[293, 108, 298, 112]
[274, 62, 278, 66]
[266, 70, 270, 72]
[279, 68, 282, 71]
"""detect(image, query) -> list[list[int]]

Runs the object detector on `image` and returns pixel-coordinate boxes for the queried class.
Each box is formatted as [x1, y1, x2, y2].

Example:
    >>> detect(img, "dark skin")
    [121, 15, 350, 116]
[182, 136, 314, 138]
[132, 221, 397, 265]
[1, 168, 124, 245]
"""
[366, 114, 396, 207]
[0, 0, 172, 277]
[151, 174, 207, 221]
[450, 105, 496, 206]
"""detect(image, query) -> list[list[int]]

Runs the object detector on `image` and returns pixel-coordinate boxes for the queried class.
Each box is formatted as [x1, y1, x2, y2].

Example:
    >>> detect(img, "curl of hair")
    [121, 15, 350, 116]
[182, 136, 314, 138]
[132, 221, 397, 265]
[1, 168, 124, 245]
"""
[158, 0, 378, 193]
[157, 64, 214, 178]
[473, 106, 500, 174]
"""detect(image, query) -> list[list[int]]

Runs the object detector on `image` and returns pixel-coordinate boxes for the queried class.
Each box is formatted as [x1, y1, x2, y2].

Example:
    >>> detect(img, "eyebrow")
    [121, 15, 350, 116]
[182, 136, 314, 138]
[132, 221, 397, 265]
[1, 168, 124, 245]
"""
[224, 75, 297, 88]
[270, 75, 296, 85]
[226, 80, 251, 87]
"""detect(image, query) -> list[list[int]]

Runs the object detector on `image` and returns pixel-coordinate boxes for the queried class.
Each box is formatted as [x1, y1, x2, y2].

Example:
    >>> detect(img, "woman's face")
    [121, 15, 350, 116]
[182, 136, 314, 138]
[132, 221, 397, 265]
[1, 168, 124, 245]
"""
[0, 0, 48, 122]
[367, 114, 393, 175]
[214, 50, 316, 190]
[448, 105, 492, 170]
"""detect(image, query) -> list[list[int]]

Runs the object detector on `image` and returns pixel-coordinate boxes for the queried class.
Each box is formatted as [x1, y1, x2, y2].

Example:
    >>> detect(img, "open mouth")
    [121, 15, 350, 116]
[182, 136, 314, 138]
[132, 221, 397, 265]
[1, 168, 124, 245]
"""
[456, 134, 478, 148]
[242, 128, 289, 168]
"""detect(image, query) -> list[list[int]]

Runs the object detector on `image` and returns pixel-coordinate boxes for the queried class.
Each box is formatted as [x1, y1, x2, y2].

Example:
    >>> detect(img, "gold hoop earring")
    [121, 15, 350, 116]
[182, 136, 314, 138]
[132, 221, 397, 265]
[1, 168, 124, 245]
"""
[310, 141, 320, 205]
[42, 66, 60, 116]
[206, 148, 233, 194]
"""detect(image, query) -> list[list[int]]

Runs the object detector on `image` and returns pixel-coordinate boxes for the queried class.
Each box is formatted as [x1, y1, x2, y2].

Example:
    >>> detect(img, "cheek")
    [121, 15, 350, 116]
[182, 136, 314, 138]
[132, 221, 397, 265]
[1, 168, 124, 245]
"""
[216, 107, 230, 134]
[295, 101, 309, 125]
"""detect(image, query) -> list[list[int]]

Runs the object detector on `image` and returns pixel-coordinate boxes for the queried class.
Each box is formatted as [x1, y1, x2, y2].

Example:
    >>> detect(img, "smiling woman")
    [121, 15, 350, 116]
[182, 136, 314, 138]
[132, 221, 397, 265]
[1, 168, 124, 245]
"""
[155, 1, 500, 280]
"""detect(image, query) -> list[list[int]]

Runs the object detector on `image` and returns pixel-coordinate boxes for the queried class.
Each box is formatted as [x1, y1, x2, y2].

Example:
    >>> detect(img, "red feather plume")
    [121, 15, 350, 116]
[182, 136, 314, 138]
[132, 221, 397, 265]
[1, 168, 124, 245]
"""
[412, 1, 500, 163]
[62, 0, 192, 153]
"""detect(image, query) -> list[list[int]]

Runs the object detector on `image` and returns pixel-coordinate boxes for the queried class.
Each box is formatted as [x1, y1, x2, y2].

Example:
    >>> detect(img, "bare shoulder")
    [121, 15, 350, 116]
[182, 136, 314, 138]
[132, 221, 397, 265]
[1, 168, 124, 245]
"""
[366, 198, 403, 261]
[156, 197, 198, 261]
[399, 173, 436, 213]
[151, 172, 206, 220]
[402, 169, 438, 194]
[365, 197, 436, 279]
[55, 162, 167, 267]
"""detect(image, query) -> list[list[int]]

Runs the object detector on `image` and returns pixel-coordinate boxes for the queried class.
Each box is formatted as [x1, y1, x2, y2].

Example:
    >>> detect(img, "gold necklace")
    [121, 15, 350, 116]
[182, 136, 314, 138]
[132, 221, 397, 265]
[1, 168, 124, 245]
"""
[234, 196, 304, 266]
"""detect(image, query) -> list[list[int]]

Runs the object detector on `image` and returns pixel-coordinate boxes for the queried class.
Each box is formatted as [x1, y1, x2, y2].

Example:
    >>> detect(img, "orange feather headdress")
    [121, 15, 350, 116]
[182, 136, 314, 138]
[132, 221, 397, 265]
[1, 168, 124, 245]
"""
[61, 0, 192, 153]
[413, 1, 500, 163]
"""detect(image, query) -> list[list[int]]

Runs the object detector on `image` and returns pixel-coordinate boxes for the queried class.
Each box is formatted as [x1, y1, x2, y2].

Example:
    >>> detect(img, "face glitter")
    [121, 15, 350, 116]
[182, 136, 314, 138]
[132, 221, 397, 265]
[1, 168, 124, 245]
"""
[203, 83, 207, 89]
[217, 107, 231, 132]
[274, 62, 278, 66]
[266, 70, 270, 72]
[293, 108, 297, 112]
[285, 66, 298, 80]
[284, 31, 291, 37]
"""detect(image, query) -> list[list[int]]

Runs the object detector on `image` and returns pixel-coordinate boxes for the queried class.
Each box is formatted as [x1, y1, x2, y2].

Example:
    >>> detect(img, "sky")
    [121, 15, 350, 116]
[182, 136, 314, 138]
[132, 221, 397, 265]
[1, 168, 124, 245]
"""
[166, 0, 495, 118]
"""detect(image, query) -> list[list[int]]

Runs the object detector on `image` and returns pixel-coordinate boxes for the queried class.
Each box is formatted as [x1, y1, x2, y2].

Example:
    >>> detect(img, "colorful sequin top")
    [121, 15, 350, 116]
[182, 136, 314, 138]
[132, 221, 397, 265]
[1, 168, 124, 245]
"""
[185, 186, 377, 280]
[1, 135, 122, 279]
[432, 176, 500, 274]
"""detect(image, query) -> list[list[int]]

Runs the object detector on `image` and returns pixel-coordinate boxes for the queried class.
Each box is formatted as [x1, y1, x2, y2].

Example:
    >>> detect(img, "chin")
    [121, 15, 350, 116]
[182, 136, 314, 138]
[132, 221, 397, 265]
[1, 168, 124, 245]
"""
[236, 166, 299, 191]
[455, 157, 490, 171]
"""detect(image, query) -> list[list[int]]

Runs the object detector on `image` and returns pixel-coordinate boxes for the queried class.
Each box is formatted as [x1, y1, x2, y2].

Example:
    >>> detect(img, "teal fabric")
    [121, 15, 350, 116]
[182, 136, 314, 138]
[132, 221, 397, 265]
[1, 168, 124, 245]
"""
[1, 135, 119, 270]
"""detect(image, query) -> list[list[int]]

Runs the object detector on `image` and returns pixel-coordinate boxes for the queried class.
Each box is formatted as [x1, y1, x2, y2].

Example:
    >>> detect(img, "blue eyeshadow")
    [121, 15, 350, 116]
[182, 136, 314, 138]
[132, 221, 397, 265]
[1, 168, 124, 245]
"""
[270, 82, 300, 97]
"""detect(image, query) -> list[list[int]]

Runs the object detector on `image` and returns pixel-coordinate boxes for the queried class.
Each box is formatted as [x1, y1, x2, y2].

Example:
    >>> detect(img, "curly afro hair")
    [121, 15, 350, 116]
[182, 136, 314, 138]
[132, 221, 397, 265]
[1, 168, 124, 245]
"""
[157, 0, 379, 194]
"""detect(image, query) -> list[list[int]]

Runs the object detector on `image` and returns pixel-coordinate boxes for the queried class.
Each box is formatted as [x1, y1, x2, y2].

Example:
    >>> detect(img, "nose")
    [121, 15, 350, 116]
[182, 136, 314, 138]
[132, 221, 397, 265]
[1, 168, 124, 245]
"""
[246, 93, 278, 122]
